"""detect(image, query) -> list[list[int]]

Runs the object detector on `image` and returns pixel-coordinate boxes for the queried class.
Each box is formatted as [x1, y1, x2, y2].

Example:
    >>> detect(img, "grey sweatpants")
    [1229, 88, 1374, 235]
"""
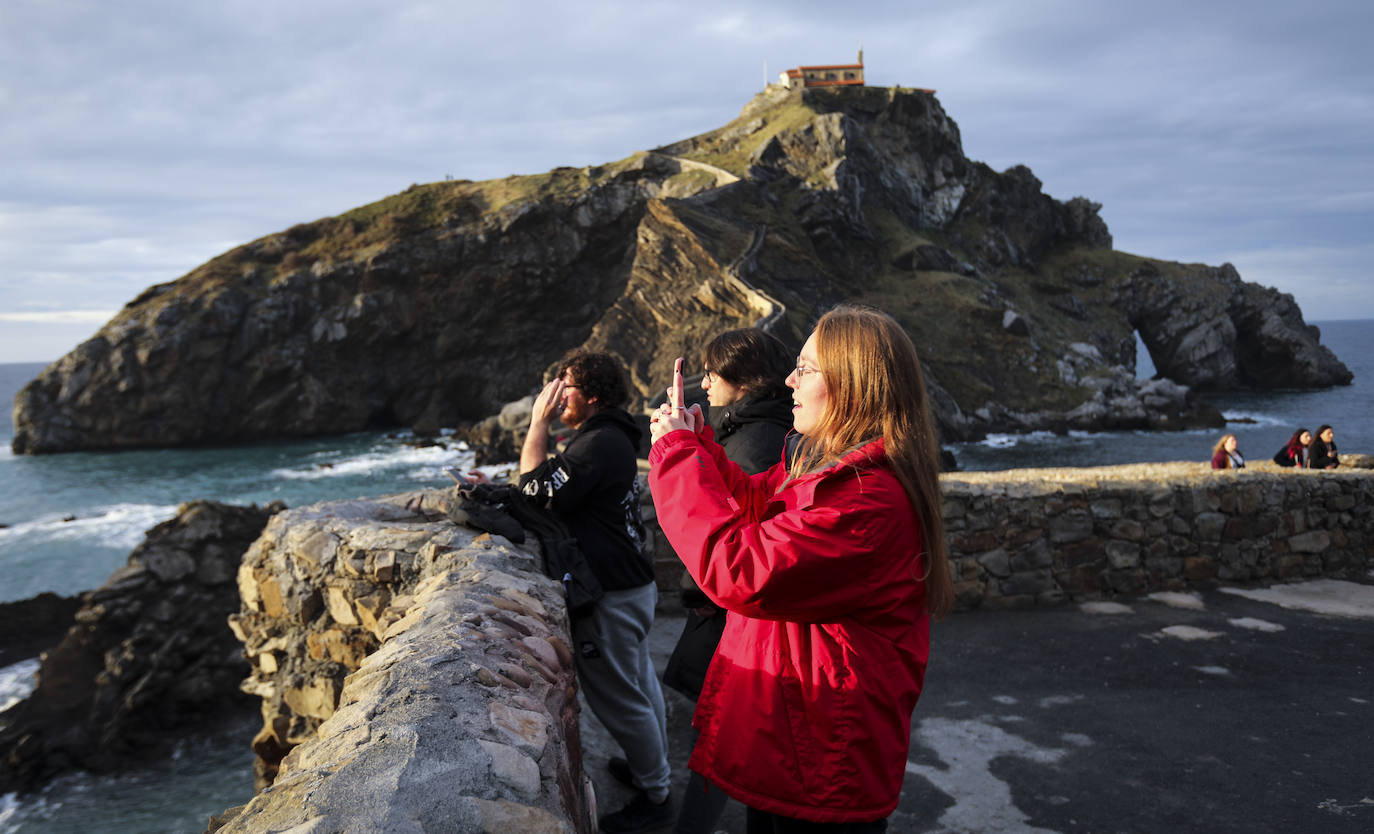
[573, 583, 671, 802]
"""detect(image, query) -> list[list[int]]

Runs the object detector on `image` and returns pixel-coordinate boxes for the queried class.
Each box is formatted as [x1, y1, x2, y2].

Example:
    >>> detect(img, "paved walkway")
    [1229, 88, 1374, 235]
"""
[582, 579, 1374, 833]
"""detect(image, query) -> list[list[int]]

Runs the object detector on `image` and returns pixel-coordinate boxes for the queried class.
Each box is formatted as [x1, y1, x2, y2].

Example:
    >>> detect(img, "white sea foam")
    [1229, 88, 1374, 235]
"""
[0, 503, 177, 551]
[979, 431, 1057, 449]
[1220, 410, 1287, 427]
[271, 443, 474, 482]
[0, 658, 40, 711]
[0, 792, 19, 830]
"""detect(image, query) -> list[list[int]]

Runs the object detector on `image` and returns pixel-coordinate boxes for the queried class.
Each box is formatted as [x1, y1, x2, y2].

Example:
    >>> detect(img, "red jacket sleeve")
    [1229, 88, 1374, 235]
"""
[649, 430, 920, 623]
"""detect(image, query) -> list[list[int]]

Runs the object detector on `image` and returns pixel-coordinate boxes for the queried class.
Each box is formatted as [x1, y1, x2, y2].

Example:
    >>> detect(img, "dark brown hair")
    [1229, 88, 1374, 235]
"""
[557, 351, 629, 409]
[701, 328, 793, 399]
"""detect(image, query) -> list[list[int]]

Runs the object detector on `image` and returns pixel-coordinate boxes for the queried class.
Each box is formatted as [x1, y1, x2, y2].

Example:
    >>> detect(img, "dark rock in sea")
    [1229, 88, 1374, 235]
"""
[0, 592, 81, 668]
[0, 500, 284, 795]
[9, 85, 1351, 454]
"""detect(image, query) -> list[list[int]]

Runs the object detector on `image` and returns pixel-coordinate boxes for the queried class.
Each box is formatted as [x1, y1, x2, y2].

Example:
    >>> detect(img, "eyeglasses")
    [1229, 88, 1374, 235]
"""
[792, 362, 821, 378]
[701, 370, 715, 385]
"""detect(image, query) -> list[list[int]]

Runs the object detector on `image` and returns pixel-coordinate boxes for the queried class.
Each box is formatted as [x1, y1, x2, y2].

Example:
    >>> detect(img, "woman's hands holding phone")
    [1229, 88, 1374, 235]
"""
[650, 357, 703, 445]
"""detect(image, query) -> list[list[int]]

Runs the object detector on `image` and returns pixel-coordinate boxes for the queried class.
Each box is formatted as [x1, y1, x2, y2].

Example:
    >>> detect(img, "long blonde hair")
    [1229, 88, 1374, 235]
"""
[1212, 433, 1237, 467]
[789, 305, 952, 619]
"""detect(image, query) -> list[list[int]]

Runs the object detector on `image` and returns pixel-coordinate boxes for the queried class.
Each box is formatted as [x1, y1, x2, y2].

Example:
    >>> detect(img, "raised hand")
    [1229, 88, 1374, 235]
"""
[669, 357, 686, 411]
[650, 357, 701, 444]
[530, 377, 566, 427]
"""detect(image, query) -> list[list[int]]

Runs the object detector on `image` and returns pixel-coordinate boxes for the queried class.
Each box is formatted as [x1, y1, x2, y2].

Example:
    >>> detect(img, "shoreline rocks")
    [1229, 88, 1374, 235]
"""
[0, 500, 282, 795]
[0, 592, 81, 669]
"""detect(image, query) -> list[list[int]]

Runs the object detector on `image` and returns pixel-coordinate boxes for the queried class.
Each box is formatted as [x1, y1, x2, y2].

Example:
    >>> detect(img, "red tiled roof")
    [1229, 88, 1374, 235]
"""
[797, 63, 864, 71]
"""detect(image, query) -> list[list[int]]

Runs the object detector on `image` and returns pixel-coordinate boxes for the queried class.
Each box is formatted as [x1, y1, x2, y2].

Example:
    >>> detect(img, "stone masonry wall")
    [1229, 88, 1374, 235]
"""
[213, 463, 1371, 832]
[938, 462, 1374, 609]
[211, 492, 591, 834]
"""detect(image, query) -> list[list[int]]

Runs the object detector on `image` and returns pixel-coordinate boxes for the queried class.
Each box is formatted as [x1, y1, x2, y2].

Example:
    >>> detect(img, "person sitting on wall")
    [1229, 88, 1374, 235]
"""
[1272, 428, 1312, 468]
[1211, 433, 1245, 469]
[1309, 424, 1340, 469]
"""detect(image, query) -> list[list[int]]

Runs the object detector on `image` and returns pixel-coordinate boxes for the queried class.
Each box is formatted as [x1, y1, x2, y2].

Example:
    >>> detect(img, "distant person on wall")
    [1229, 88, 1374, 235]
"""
[1210, 434, 1245, 469]
[1309, 424, 1340, 469]
[652, 328, 794, 834]
[1273, 427, 1312, 468]
[648, 305, 952, 833]
[471, 350, 673, 834]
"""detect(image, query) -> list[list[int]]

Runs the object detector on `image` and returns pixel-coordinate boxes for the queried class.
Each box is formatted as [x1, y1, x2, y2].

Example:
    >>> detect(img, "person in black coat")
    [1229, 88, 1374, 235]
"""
[1310, 424, 1340, 469]
[1273, 427, 1312, 468]
[661, 328, 794, 834]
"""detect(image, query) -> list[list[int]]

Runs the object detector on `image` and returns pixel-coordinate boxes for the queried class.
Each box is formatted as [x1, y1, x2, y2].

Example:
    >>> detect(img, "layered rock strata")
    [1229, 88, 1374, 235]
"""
[0, 500, 281, 795]
[12, 86, 1349, 454]
[218, 491, 588, 832]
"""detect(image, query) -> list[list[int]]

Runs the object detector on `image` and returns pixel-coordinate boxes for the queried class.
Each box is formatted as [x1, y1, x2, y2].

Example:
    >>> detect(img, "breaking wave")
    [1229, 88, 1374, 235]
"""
[0, 658, 39, 712]
[270, 441, 474, 482]
[0, 503, 177, 552]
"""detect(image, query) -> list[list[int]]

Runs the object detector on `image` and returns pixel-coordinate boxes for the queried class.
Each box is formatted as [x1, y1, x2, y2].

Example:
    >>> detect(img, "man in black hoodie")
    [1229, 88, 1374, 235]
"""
[517, 350, 671, 834]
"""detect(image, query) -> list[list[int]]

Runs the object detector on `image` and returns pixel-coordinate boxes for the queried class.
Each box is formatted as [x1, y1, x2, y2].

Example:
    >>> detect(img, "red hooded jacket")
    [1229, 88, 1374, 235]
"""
[648, 427, 930, 823]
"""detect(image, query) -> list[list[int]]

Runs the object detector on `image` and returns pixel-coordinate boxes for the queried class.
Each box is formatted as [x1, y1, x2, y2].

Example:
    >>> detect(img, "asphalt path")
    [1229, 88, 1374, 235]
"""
[582, 579, 1374, 833]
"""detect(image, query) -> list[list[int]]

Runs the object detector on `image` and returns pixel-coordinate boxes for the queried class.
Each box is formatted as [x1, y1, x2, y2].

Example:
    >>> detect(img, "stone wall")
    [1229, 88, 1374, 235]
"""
[212, 462, 1372, 832]
[938, 461, 1374, 609]
[641, 459, 1374, 610]
[211, 492, 591, 834]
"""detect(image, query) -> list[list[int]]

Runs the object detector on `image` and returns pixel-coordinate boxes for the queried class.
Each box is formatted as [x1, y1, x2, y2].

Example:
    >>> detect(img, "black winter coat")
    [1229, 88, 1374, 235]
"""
[519, 409, 653, 591]
[709, 392, 796, 474]
[1310, 438, 1340, 469]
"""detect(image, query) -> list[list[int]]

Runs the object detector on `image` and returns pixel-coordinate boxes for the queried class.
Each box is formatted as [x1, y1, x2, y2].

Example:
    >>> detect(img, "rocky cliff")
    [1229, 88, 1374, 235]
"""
[0, 500, 281, 794]
[11, 85, 1351, 454]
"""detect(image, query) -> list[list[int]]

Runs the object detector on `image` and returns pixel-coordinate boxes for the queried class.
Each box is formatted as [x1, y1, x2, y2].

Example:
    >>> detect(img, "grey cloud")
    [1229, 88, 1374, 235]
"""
[0, 0, 1370, 361]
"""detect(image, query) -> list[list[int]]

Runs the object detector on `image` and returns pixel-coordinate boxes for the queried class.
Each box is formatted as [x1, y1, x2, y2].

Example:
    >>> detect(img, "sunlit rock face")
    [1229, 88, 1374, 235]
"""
[11, 86, 1349, 454]
[216, 489, 590, 833]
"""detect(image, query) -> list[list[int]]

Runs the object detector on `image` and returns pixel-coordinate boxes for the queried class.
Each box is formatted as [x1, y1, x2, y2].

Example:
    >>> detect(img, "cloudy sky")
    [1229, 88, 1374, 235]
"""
[2, 0, 1370, 364]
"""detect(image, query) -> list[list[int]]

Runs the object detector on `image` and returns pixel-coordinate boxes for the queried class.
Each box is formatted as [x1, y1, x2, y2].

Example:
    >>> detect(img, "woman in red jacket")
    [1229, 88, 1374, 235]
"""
[1211, 433, 1245, 469]
[648, 305, 952, 832]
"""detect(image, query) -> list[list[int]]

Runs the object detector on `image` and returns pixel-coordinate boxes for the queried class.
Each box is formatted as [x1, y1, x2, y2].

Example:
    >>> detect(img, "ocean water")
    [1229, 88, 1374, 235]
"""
[0, 319, 1368, 831]
[949, 319, 1372, 471]
[0, 370, 484, 833]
